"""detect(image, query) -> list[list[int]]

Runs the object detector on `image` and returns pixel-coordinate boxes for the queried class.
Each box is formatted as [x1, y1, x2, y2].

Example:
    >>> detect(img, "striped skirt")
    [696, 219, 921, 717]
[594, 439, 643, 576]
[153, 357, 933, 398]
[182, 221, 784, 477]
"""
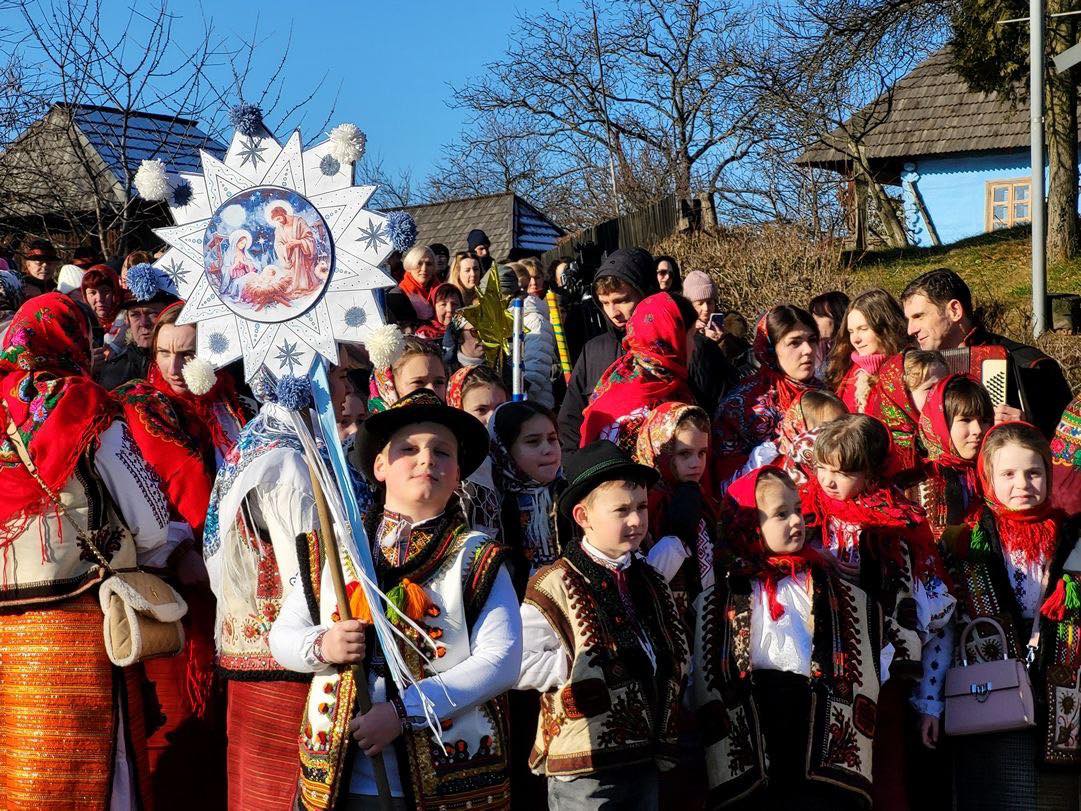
[0, 593, 148, 810]
[226, 679, 310, 811]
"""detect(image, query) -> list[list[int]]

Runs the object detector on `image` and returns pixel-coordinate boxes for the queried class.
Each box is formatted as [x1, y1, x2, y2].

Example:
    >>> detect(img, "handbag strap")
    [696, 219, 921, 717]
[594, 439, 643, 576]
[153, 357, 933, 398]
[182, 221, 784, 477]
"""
[1, 401, 116, 574]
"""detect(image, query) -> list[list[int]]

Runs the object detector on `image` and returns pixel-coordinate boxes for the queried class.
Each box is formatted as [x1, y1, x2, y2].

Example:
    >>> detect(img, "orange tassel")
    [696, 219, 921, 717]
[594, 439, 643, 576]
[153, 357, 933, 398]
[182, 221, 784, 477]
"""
[345, 580, 373, 623]
[401, 578, 435, 621]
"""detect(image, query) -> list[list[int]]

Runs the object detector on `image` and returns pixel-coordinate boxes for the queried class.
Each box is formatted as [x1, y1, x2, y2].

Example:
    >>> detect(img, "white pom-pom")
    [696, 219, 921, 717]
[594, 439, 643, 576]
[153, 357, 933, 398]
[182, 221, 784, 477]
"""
[328, 123, 367, 164]
[366, 323, 405, 369]
[182, 356, 216, 396]
[134, 159, 170, 201]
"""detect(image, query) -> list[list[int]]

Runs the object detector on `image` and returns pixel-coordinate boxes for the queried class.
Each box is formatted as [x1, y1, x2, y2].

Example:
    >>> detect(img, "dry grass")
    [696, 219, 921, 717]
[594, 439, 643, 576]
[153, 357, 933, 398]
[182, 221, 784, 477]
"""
[656, 224, 1081, 389]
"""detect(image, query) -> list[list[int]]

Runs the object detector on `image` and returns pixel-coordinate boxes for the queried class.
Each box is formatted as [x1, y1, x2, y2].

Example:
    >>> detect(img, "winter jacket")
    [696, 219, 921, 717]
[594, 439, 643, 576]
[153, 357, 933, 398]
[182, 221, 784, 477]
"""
[519, 295, 557, 408]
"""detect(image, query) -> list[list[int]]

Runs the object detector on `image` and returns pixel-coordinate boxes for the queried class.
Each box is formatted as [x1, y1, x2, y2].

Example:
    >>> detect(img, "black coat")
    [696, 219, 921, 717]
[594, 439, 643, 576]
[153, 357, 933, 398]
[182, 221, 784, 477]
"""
[967, 327, 1073, 439]
[98, 344, 150, 391]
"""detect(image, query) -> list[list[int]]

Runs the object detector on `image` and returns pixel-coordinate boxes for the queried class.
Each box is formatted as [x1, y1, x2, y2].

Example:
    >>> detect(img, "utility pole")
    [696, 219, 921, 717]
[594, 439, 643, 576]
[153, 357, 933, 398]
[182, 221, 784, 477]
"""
[1030, 0, 1047, 337]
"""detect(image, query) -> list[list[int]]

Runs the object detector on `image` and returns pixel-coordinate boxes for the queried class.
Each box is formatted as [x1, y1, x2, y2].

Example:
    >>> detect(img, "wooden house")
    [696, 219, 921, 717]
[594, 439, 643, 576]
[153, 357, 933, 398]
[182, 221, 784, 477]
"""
[799, 49, 1040, 247]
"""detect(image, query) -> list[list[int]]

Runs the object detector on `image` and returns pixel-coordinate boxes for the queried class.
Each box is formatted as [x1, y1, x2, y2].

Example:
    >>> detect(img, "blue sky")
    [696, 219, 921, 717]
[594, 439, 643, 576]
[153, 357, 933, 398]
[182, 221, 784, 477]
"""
[165, 0, 564, 184]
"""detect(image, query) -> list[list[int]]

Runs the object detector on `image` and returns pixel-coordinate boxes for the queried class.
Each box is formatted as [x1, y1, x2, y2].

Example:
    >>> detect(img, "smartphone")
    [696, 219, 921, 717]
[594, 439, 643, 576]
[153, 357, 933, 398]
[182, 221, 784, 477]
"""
[708, 312, 726, 332]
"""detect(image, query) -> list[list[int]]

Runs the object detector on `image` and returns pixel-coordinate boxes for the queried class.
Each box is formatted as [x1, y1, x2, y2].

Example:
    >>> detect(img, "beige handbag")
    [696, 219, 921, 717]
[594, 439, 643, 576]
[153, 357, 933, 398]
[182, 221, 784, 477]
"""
[944, 617, 1036, 736]
[4, 410, 187, 666]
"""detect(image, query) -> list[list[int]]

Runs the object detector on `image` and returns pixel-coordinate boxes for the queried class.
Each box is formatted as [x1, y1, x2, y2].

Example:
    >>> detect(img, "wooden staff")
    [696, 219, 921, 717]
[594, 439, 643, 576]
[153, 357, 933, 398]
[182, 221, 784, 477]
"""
[309, 470, 394, 811]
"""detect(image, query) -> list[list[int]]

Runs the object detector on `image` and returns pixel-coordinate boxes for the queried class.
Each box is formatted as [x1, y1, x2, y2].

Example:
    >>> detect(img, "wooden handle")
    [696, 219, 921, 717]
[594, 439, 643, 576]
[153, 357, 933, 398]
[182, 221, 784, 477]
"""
[310, 470, 394, 811]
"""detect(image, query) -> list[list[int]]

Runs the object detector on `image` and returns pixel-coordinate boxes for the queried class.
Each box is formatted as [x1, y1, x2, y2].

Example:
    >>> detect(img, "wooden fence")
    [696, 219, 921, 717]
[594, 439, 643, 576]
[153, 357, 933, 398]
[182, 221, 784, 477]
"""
[540, 193, 718, 267]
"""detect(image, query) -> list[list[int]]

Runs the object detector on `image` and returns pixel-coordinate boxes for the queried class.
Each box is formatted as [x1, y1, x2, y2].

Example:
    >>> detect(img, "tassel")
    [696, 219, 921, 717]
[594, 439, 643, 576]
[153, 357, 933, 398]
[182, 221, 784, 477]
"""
[1065, 574, 1080, 612]
[401, 579, 435, 620]
[345, 580, 373, 623]
[1042, 577, 1068, 621]
[969, 523, 991, 556]
[183, 589, 217, 720]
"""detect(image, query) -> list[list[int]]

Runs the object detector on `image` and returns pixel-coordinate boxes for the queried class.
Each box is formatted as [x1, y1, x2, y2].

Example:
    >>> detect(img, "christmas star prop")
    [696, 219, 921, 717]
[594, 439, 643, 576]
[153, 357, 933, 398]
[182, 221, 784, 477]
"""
[457, 269, 516, 368]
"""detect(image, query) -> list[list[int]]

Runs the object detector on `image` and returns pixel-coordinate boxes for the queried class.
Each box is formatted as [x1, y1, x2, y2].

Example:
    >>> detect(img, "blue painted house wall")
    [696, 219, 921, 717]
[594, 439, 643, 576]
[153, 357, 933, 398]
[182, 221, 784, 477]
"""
[900, 150, 1056, 247]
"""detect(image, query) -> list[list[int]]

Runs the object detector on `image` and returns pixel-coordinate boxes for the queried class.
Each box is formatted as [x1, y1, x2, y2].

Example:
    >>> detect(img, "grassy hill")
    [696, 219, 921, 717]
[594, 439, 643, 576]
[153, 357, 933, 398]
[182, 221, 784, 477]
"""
[654, 224, 1081, 388]
[850, 225, 1081, 310]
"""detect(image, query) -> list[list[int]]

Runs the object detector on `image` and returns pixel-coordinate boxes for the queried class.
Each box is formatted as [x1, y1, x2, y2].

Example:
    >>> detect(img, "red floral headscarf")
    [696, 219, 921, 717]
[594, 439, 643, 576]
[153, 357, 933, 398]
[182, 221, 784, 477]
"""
[0, 293, 119, 533]
[865, 353, 921, 476]
[580, 293, 694, 447]
[776, 391, 825, 486]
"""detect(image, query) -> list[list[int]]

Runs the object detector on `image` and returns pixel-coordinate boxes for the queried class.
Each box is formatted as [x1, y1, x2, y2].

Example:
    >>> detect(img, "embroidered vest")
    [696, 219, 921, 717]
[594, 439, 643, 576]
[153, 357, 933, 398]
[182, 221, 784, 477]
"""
[0, 452, 137, 607]
[297, 522, 511, 811]
[953, 508, 1081, 766]
[523, 544, 688, 778]
[692, 567, 882, 806]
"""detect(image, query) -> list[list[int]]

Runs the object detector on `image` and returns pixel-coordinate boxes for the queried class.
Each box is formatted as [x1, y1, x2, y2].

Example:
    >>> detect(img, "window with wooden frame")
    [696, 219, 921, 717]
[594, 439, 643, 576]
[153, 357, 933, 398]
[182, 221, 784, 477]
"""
[985, 179, 1031, 231]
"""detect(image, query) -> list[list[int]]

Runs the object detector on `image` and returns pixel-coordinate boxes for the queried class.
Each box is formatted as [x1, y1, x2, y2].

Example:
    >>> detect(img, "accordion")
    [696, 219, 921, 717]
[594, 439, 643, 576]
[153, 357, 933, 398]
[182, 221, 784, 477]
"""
[938, 346, 1010, 407]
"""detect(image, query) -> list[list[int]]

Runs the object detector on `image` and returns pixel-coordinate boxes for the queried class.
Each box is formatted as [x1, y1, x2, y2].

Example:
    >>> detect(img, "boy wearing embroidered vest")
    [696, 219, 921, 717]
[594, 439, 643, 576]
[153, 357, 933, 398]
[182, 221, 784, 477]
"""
[517, 439, 688, 809]
[693, 466, 882, 809]
[269, 389, 521, 811]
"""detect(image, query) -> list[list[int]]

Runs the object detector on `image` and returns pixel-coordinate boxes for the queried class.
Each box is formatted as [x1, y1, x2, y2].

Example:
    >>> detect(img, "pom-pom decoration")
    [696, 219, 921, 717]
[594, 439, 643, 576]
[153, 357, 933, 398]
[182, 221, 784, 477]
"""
[229, 103, 264, 137]
[127, 263, 165, 301]
[366, 323, 405, 369]
[385, 211, 418, 254]
[171, 179, 193, 207]
[328, 123, 367, 164]
[134, 159, 170, 201]
[275, 375, 312, 411]
[181, 356, 217, 396]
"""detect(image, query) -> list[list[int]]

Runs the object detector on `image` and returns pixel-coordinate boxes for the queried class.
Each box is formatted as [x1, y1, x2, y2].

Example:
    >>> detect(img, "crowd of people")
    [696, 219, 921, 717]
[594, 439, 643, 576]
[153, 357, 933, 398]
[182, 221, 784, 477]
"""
[0, 226, 1080, 811]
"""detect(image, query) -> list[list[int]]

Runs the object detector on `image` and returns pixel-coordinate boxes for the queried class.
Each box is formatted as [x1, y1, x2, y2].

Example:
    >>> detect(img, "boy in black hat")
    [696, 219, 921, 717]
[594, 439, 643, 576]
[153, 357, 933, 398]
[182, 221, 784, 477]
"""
[516, 439, 688, 810]
[269, 389, 521, 810]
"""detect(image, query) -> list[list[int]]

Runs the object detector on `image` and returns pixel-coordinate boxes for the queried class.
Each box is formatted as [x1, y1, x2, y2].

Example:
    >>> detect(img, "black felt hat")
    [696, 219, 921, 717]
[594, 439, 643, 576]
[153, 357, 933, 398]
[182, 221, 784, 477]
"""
[352, 388, 490, 482]
[557, 439, 659, 519]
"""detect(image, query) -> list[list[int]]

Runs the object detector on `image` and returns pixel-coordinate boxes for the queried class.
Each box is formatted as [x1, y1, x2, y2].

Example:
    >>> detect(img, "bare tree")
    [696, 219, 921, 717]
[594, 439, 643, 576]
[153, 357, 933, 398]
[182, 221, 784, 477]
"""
[440, 0, 759, 226]
[358, 150, 420, 209]
[0, 0, 341, 257]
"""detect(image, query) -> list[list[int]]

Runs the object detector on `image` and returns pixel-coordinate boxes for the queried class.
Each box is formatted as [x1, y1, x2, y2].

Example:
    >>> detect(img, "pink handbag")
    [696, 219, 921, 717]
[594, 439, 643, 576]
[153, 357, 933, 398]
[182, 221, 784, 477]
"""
[944, 617, 1036, 737]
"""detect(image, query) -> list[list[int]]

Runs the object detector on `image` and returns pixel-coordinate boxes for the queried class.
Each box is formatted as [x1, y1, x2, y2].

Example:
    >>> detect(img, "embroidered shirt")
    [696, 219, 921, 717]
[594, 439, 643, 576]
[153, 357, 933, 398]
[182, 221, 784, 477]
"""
[749, 570, 814, 676]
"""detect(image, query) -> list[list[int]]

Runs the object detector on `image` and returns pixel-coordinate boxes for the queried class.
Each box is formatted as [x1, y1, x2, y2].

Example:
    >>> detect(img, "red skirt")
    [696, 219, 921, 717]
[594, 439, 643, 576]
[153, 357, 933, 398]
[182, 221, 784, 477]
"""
[227, 679, 310, 811]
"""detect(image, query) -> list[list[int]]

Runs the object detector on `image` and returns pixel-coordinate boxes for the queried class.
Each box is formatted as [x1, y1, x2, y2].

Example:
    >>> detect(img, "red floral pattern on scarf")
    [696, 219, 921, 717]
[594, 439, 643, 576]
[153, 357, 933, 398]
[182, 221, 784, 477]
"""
[114, 356, 247, 538]
[580, 293, 694, 447]
[0, 293, 119, 531]
[864, 353, 921, 477]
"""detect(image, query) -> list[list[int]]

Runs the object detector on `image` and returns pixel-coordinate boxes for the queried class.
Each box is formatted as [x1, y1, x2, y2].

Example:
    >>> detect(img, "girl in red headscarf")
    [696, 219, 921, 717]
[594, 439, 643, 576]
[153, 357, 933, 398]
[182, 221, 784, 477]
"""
[580, 292, 696, 450]
[913, 375, 993, 540]
[113, 301, 249, 810]
[0, 293, 177, 809]
[712, 305, 822, 485]
[414, 282, 463, 341]
[634, 401, 717, 620]
[948, 422, 1081, 809]
[691, 465, 883, 809]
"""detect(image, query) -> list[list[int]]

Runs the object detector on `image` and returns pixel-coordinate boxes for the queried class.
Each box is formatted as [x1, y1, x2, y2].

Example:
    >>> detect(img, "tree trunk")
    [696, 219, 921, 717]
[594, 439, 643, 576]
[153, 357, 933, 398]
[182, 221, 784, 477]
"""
[852, 141, 908, 249]
[1044, 5, 1079, 264]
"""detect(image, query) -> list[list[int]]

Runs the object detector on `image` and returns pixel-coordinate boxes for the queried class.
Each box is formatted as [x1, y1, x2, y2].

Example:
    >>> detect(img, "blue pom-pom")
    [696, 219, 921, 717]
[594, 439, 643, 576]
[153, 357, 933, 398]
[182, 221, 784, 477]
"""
[171, 179, 193, 207]
[127, 263, 164, 301]
[275, 375, 311, 411]
[229, 103, 264, 137]
[385, 211, 418, 254]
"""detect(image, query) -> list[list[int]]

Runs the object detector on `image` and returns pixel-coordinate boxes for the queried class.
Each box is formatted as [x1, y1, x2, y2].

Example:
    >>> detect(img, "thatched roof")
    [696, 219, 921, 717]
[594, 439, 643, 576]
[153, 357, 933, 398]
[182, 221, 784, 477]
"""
[798, 49, 1028, 169]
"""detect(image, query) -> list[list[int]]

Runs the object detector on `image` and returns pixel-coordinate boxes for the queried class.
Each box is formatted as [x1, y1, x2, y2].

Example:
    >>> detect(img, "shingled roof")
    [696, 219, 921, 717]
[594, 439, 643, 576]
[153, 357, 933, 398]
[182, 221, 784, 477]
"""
[388, 192, 564, 259]
[798, 49, 1028, 168]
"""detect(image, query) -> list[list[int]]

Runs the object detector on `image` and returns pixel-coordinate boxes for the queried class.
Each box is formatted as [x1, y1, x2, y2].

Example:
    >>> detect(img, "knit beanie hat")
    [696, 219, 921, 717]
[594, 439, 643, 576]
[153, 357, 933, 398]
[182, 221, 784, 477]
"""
[682, 270, 715, 302]
[467, 229, 491, 250]
[55, 264, 86, 295]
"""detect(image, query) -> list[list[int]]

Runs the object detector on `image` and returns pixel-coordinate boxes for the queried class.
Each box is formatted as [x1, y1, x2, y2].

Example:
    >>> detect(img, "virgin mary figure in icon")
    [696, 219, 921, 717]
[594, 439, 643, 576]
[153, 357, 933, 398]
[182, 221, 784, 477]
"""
[266, 201, 319, 297]
[220, 229, 256, 300]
